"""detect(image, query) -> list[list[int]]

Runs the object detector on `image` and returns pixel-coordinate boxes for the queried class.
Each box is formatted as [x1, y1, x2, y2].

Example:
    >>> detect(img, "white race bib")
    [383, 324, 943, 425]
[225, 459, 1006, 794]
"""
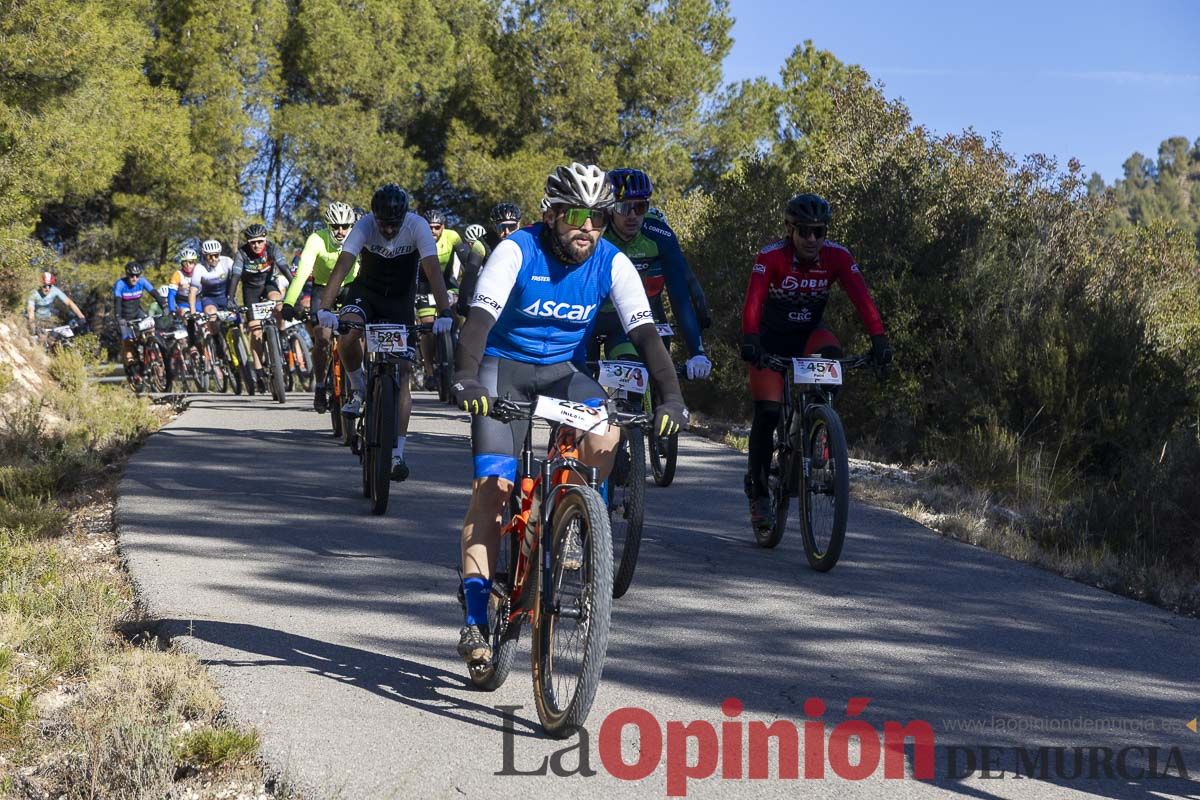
[792, 358, 842, 386]
[365, 324, 408, 354]
[251, 301, 276, 321]
[533, 396, 610, 436]
[51, 325, 74, 338]
[655, 323, 674, 337]
[597, 360, 649, 394]
[136, 317, 156, 332]
[172, 329, 188, 340]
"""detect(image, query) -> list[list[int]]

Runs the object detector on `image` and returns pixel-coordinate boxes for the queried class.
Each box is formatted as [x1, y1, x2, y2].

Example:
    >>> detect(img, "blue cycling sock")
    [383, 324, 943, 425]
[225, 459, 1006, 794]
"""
[463, 576, 492, 627]
[599, 478, 609, 506]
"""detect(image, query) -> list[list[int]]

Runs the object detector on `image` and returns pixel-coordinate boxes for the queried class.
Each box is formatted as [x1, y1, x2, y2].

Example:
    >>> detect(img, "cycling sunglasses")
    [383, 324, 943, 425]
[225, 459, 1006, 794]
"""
[331, 223, 353, 231]
[496, 222, 519, 234]
[613, 200, 650, 217]
[559, 207, 607, 228]
[791, 224, 827, 240]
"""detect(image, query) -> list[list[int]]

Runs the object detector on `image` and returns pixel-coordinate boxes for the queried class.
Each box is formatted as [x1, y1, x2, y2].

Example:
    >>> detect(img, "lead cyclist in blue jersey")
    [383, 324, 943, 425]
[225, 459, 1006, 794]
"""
[451, 162, 689, 663]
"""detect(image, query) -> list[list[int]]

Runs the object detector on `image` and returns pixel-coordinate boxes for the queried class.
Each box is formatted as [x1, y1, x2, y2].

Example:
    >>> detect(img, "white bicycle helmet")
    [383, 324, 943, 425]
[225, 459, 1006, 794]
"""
[539, 196, 552, 213]
[463, 224, 486, 244]
[200, 239, 222, 255]
[324, 201, 356, 227]
[544, 162, 614, 210]
[178, 247, 199, 262]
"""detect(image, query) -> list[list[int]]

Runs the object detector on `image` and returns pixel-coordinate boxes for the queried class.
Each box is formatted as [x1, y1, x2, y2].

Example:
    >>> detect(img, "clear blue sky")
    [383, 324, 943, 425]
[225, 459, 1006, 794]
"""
[723, 0, 1200, 182]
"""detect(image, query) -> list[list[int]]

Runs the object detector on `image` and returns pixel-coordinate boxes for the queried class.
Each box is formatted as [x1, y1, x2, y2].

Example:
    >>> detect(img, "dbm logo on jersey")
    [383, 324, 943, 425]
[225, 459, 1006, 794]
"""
[782, 275, 830, 291]
[521, 299, 598, 321]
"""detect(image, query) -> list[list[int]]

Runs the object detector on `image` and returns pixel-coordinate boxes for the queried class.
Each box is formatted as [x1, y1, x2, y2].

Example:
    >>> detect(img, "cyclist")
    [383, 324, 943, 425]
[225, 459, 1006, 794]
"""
[228, 223, 293, 377]
[451, 162, 688, 664]
[168, 249, 200, 318]
[416, 209, 482, 391]
[113, 262, 167, 385]
[740, 193, 892, 532]
[314, 183, 454, 481]
[456, 223, 490, 317]
[26, 271, 85, 337]
[588, 168, 711, 385]
[190, 239, 234, 353]
[281, 201, 361, 412]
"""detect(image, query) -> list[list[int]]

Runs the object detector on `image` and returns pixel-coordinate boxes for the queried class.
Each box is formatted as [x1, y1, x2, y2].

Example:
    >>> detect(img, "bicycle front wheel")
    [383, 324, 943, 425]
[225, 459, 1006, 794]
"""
[368, 372, 396, 515]
[265, 326, 286, 403]
[645, 388, 678, 486]
[531, 486, 613, 738]
[437, 330, 454, 404]
[610, 427, 645, 598]
[798, 404, 849, 571]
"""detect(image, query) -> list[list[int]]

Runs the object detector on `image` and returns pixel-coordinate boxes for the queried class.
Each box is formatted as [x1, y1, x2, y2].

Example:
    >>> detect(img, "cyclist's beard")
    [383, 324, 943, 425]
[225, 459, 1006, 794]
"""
[544, 226, 596, 266]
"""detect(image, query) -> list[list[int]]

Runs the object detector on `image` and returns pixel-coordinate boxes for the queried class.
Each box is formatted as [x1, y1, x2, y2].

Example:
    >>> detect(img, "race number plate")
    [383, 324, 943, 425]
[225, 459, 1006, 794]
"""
[365, 324, 408, 354]
[251, 301, 276, 321]
[51, 325, 74, 338]
[136, 317, 156, 332]
[597, 360, 649, 394]
[792, 358, 842, 386]
[655, 323, 674, 337]
[172, 329, 188, 340]
[533, 396, 610, 436]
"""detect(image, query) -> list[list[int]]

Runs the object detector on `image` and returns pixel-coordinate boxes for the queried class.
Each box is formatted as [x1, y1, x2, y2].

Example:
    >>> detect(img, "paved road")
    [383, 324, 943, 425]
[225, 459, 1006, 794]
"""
[117, 394, 1200, 800]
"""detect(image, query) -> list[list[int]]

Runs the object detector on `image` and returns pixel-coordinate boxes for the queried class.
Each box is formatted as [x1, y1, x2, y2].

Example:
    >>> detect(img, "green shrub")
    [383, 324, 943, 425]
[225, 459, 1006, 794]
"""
[49, 349, 88, 394]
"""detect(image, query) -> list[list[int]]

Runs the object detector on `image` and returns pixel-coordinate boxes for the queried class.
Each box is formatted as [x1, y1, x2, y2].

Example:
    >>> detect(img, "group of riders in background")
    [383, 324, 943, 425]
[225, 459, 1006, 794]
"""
[25, 163, 893, 715]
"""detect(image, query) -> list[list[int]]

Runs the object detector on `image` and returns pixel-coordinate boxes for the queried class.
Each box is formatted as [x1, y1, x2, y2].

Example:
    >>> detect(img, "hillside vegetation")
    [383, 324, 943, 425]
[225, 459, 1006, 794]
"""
[1, 1, 1197, 606]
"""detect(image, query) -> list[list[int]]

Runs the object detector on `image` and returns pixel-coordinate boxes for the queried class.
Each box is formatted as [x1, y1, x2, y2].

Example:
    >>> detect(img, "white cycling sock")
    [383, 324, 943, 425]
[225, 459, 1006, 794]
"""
[349, 368, 365, 395]
[394, 436, 406, 459]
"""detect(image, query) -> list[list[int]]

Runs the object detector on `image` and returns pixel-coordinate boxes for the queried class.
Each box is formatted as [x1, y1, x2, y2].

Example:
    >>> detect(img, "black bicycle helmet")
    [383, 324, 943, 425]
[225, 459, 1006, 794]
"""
[784, 193, 832, 225]
[124, 261, 143, 278]
[489, 202, 522, 224]
[371, 184, 409, 224]
[242, 223, 269, 241]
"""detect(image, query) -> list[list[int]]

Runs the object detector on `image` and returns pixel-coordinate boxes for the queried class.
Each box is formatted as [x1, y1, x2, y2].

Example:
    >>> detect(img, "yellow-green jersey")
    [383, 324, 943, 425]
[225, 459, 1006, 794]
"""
[283, 228, 359, 306]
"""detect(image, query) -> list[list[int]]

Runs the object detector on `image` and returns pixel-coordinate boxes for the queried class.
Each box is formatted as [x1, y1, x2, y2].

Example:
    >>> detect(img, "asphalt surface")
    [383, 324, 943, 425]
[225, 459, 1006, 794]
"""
[118, 393, 1200, 800]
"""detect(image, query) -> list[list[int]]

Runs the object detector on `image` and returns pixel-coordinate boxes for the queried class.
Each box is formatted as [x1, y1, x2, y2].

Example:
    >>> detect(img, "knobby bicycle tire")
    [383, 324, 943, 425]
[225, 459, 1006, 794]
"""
[265, 325, 286, 403]
[798, 404, 849, 572]
[532, 486, 613, 738]
[645, 387, 678, 486]
[470, 494, 523, 691]
[368, 372, 396, 515]
[610, 426, 645, 599]
[145, 341, 168, 393]
[762, 413, 793, 548]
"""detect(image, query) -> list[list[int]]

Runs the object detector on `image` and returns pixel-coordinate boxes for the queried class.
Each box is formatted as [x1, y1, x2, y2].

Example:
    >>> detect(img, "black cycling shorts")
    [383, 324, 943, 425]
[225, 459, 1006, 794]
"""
[341, 285, 415, 327]
[471, 357, 606, 483]
[241, 275, 280, 306]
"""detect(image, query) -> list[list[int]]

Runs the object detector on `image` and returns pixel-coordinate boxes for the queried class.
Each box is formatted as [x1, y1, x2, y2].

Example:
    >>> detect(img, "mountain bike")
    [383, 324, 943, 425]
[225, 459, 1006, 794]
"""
[282, 318, 314, 393]
[40, 318, 87, 353]
[588, 360, 653, 598]
[193, 311, 230, 393]
[120, 316, 168, 394]
[340, 320, 412, 515]
[466, 396, 641, 738]
[243, 302, 287, 403]
[221, 310, 255, 396]
[162, 318, 200, 392]
[645, 323, 681, 486]
[758, 353, 868, 571]
[411, 322, 456, 404]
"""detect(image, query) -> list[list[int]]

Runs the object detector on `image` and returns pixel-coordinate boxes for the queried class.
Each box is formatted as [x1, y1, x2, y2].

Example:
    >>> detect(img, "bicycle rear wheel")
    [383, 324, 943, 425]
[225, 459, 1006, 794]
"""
[469, 495, 523, 691]
[265, 325, 286, 403]
[609, 427, 645, 598]
[368, 371, 396, 515]
[798, 404, 849, 571]
[531, 486, 613, 738]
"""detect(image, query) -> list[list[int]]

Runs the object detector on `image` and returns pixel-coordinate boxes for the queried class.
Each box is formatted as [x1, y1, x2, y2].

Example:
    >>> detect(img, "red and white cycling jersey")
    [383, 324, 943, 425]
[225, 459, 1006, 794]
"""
[741, 238, 884, 340]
